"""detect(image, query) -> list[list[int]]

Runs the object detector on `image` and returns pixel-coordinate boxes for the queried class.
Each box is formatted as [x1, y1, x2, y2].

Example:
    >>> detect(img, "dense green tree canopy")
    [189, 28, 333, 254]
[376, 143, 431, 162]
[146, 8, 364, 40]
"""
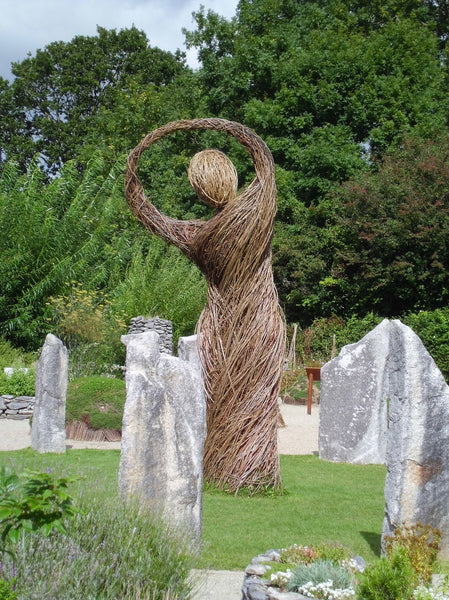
[1, 26, 187, 174]
[185, 0, 449, 206]
[2, 5, 449, 348]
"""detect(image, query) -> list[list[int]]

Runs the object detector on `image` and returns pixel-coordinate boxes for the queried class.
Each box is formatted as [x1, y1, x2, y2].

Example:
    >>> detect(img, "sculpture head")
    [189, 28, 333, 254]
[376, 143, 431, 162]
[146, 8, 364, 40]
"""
[188, 149, 238, 209]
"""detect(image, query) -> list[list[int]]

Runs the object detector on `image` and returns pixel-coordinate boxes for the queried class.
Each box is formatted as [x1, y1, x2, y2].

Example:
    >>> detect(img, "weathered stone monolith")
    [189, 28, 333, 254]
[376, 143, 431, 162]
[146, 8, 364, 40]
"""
[382, 320, 449, 559]
[178, 334, 202, 373]
[118, 331, 206, 548]
[319, 318, 449, 558]
[319, 319, 390, 464]
[31, 333, 68, 453]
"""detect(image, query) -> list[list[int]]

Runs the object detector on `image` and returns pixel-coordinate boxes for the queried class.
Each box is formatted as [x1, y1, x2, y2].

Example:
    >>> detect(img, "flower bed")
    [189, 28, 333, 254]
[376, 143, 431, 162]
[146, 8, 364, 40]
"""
[242, 532, 449, 600]
[242, 545, 364, 600]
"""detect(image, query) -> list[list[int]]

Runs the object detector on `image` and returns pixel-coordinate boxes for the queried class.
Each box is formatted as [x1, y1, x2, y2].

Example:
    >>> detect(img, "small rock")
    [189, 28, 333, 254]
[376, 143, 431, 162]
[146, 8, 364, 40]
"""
[266, 589, 308, 599]
[246, 564, 269, 576]
[7, 402, 29, 410]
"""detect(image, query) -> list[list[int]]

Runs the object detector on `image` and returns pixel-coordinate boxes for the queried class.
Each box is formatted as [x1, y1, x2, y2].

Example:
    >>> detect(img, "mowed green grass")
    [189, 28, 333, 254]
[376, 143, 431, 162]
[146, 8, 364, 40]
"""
[0, 450, 386, 570]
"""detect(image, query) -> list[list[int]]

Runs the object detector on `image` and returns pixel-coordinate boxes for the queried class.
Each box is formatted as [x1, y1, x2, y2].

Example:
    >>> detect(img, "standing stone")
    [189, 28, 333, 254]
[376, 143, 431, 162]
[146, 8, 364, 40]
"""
[382, 320, 449, 559]
[31, 334, 68, 453]
[178, 335, 202, 374]
[319, 318, 449, 558]
[319, 319, 390, 464]
[119, 331, 206, 549]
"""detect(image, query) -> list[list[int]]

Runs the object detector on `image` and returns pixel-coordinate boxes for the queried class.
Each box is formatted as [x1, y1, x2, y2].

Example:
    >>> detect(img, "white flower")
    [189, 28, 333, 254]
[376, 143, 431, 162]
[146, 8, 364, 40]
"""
[297, 579, 356, 600]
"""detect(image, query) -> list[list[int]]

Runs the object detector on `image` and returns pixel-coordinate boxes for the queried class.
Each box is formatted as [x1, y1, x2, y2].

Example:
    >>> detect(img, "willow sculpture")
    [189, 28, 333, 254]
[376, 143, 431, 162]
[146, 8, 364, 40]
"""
[125, 118, 285, 492]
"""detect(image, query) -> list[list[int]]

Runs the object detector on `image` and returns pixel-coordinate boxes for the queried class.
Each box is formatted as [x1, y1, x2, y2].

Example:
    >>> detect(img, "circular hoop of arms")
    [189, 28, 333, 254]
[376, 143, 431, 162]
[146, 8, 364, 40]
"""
[125, 118, 286, 492]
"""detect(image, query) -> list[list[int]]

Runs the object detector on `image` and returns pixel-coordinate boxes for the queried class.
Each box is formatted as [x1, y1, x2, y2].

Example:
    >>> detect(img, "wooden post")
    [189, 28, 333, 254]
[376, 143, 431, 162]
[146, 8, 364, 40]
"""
[305, 367, 321, 415]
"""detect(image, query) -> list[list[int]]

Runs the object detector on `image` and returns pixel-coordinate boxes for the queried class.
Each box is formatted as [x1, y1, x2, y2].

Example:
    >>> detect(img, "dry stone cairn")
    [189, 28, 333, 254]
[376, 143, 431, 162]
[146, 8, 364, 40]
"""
[119, 330, 205, 548]
[319, 319, 449, 558]
[31, 333, 68, 454]
[128, 316, 173, 354]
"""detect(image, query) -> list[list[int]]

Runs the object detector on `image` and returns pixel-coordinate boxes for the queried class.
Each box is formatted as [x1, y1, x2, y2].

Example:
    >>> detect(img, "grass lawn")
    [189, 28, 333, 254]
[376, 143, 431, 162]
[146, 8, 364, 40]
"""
[0, 450, 386, 571]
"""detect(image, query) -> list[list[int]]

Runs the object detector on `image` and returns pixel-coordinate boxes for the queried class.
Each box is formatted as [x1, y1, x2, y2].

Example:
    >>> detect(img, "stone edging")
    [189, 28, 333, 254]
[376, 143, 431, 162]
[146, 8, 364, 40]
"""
[242, 550, 308, 600]
[0, 395, 35, 419]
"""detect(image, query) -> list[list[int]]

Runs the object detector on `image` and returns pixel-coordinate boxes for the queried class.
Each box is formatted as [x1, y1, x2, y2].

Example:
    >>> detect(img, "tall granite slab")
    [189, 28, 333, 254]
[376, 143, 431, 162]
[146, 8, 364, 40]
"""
[31, 333, 68, 453]
[319, 318, 449, 558]
[319, 319, 390, 464]
[119, 331, 206, 548]
[382, 320, 449, 559]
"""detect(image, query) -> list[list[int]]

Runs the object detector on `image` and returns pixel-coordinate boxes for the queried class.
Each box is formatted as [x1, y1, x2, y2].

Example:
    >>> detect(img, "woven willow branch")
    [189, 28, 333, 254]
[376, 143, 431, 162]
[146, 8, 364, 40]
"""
[125, 118, 286, 492]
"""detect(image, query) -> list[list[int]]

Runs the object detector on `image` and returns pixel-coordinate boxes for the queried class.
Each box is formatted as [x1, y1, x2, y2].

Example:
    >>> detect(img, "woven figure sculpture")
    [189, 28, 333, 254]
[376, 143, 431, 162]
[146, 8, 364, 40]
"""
[125, 118, 285, 492]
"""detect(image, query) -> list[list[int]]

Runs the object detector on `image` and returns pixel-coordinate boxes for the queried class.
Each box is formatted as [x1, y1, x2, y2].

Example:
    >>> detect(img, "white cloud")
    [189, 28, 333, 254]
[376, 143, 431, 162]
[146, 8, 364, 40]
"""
[0, 0, 238, 80]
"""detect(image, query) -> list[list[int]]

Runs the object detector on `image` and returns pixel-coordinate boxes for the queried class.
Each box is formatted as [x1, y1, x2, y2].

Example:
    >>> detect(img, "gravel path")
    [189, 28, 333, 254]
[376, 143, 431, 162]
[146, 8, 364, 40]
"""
[0, 402, 318, 454]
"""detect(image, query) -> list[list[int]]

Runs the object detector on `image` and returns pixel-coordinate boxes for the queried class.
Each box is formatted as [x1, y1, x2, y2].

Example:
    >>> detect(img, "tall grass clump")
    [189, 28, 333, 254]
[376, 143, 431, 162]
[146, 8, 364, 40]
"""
[0, 463, 193, 600]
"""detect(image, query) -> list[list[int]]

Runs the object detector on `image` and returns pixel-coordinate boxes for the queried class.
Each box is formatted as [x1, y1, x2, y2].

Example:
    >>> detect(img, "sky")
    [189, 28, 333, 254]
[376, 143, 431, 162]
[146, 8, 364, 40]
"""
[0, 0, 240, 80]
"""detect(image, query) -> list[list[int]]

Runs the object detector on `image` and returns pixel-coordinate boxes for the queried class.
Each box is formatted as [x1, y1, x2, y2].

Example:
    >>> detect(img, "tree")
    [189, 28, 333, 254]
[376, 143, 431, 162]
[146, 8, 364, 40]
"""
[185, 0, 448, 206]
[332, 134, 449, 316]
[1, 27, 187, 174]
[0, 152, 206, 351]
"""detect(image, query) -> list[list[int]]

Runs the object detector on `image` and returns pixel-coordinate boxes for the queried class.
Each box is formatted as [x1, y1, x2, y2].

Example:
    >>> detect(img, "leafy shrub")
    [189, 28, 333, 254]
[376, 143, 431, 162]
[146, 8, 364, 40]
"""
[281, 544, 319, 565]
[356, 547, 415, 600]
[110, 238, 207, 347]
[403, 310, 449, 381]
[0, 338, 36, 371]
[0, 578, 17, 600]
[384, 523, 441, 584]
[47, 285, 127, 378]
[66, 376, 125, 430]
[0, 466, 78, 552]
[298, 311, 449, 383]
[1, 489, 193, 600]
[315, 542, 351, 563]
[0, 368, 36, 396]
[280, 542, 350, 566]
[299, 314, 384, 365]
[287, 559, 354, 592]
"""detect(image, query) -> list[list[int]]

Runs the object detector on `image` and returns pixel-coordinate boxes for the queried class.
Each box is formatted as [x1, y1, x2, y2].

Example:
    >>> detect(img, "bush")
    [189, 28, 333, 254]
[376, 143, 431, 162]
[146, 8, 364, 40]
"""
[0, 338, 36, 371]
[287, 559, 354, 592]
[298, 311, 449, 382]
[280, 542, 350, 566]
[298, 314, 384, 365]
[0, 338, 37, 395]
[356, 547, 415, 600]
[1, 488, 193, 600]
[0, 578, 17, 600]
[47, 285, 127, 378]
[0, 368, 35, 396]
[403, 309, 449, 381]
[66, 376, 126, 430]
[0, 467, 78, 552]
[383, 523, 441, 584]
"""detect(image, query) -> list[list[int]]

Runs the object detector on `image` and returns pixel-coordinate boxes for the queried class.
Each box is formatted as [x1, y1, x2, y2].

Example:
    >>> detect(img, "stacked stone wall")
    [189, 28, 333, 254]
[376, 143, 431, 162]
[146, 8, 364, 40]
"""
[0, 395, 35, 419]
[128, 316, 173, 354]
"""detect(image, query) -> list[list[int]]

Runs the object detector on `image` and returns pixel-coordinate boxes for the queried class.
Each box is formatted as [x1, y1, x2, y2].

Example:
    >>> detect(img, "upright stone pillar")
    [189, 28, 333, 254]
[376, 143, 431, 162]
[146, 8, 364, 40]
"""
[382, 320, 449, 559]
[319, 318, 449, 558]
[119, 331, 206, 548]
[31, 333, 68, 453]
[319, 319, 390, 464]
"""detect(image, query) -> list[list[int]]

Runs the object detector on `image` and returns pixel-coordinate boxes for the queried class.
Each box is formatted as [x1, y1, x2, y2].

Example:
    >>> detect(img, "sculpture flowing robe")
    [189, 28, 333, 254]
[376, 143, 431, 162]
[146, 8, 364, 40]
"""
[125, 118, 285, 491]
